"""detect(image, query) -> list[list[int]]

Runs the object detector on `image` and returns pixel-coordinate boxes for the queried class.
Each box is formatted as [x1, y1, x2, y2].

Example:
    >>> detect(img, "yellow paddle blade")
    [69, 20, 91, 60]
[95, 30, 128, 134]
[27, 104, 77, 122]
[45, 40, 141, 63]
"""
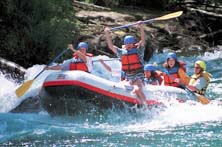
[155, 11, 183, 21]
[195, 94, 210, 104]
[15, 79, 34, 97]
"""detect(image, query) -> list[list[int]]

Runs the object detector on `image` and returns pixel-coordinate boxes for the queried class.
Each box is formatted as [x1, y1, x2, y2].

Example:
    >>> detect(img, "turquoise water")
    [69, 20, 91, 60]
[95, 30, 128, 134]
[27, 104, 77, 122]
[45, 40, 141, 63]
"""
[0, 51, 222, 146]
[0, 112, 222, 146]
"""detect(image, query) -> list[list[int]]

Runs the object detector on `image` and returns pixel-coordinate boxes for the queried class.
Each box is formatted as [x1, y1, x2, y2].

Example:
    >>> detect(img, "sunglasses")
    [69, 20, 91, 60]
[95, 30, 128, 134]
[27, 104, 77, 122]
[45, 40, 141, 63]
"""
[194, 66, 201, 69]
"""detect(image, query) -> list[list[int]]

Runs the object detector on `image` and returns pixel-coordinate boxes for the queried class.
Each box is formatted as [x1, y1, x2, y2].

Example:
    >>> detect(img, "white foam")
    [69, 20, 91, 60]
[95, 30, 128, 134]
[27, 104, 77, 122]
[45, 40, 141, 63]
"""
[201, 50, 222, 61]
[0, 54, 222, 123]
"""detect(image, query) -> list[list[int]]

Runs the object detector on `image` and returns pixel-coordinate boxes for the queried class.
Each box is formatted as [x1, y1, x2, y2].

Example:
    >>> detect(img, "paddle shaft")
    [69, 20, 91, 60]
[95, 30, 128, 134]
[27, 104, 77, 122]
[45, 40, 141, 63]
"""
[164, 70, 210, 103]
[33, 48, 68, 80]
[111, 19, 154, 31]
[92, 59, 119, 62]
[165, 70, 194, 94]
[111, 11, 183, 31]
[15, 48, 69, 97]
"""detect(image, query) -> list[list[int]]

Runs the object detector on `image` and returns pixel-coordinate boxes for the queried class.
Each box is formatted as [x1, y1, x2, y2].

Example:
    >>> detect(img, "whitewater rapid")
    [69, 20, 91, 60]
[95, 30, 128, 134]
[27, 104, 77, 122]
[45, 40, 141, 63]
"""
[0, 52, 222, 128]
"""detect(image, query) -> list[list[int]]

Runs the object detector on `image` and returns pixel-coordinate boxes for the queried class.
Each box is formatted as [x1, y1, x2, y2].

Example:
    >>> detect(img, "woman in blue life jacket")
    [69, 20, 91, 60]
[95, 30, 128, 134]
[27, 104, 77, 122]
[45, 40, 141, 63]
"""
[46, 42, 93, 72]
[162, 52, 190, 88]
[104, 21, 145, 88]
[134, 64, 164, 101]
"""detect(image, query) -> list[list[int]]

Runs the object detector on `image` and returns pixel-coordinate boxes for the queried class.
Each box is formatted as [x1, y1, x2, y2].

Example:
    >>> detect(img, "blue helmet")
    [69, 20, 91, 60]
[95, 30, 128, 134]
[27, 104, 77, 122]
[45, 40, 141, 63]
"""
[124, 35, 135, 45]
[144, 64, 155, 71]
[77, 42, 88, 50]
[166, 52, 177, 60]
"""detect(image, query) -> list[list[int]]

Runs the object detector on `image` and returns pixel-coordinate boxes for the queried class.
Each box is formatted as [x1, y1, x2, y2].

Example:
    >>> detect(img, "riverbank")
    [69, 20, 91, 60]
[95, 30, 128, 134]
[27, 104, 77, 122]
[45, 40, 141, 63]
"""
[73, 1, 222, 61]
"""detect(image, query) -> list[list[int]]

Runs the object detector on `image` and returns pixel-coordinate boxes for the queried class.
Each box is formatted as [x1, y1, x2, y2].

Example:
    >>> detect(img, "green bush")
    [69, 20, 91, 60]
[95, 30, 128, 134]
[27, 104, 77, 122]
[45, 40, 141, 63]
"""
[0, 0, 77, 67]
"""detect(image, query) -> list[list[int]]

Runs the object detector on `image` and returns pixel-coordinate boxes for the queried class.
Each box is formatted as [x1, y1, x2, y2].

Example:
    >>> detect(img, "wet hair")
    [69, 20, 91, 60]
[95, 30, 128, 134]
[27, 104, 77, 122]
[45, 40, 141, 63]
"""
[150, 71, 156, 77]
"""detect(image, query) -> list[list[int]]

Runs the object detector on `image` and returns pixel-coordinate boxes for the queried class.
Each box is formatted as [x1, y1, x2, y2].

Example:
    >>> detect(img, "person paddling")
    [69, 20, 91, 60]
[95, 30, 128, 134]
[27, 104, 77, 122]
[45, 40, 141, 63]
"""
[143, 64, 164, 85]
[162, 52, 190, 88]
[135, 64, 164, 100]
[187, 60, 211, 96]
[46, 42, 93, 72]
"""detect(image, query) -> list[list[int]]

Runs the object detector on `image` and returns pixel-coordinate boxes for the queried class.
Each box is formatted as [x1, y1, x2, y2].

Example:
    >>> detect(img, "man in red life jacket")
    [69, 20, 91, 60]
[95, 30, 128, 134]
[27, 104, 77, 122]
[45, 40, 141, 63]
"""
[104, 21, 145, 86]
[46, 42, 93, 72]
[162, 52, 190, 88]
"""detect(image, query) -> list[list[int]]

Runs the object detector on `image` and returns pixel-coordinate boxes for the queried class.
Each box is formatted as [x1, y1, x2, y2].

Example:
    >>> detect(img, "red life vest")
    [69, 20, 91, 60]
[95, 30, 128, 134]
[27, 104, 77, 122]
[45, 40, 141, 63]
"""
[70, 53, 93, 72]
[121, 48, 143, 74]
[164, 62, 186, 87]
[155, 71, 164, 85]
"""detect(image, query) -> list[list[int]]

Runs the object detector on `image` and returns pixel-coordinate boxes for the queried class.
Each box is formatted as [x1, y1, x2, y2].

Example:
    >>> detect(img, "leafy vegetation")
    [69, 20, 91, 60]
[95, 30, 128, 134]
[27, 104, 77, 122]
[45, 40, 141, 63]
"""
[78, 0, 222, 10]
[0, 0, 77, 67]
[0, 0, 221, 67]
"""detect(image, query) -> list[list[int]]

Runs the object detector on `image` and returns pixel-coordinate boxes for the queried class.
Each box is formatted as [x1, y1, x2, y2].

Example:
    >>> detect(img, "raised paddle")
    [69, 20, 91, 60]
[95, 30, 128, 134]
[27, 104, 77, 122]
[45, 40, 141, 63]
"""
[111, 11, 183, 31]
[15, 48, 69, 97]
[164, 70, 210, 104]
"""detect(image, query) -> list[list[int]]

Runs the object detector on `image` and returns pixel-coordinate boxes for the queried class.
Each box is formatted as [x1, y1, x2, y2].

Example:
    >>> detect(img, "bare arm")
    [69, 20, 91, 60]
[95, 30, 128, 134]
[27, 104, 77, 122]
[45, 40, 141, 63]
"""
[178, 68, 191, 86]
[99, 59, 111, 72]
[68, 44, 87, 62]
[137, 21, 145, 47]
[104, 27, 117, 54]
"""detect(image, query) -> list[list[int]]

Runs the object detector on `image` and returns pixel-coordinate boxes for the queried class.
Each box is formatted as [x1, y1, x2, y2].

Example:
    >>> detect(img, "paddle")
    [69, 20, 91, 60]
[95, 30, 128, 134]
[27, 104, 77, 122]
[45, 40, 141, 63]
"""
[183, 85, 210, 104]
[111, 11, 183, 31]
[92, 59, 119, 63]
[15, 48, 68, 97]
[164, 70, 210, 104]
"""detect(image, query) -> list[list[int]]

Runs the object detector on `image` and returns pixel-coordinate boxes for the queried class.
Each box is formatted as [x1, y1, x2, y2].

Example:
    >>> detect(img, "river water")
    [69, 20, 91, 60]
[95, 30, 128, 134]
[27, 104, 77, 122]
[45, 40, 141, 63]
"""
[0, 51, 222, 146]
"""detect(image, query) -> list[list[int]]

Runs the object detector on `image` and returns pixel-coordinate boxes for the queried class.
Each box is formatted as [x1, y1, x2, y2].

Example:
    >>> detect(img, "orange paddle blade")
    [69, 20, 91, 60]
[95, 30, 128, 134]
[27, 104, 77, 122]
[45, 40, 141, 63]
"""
[155, 11, 183, 21]
[195, 94, 210, 104]
[15, 79, 34, 97]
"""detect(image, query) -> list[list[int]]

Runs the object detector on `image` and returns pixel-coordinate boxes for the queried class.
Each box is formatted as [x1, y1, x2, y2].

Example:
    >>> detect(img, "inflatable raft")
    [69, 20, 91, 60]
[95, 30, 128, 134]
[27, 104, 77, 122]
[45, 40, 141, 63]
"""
[39, 71, 194, 115]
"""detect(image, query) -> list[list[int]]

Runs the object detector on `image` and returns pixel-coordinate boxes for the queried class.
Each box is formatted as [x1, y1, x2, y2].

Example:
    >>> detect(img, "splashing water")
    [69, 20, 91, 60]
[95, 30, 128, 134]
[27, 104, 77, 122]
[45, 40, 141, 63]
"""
[0, 52, 222, 146]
